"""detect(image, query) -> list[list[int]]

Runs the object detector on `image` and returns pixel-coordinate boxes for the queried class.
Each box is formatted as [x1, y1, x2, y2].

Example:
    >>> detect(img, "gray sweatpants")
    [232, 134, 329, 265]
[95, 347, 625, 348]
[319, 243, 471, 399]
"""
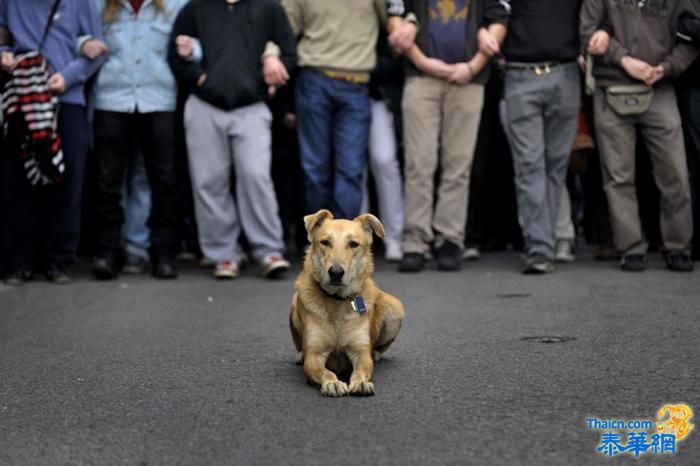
[184, 95, 284, 263]
[504, 63, 580, 259]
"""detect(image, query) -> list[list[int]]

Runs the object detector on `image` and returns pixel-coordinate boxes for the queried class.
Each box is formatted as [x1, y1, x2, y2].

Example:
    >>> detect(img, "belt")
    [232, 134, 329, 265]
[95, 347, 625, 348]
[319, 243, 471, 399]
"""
[321, 69, 371, 84]
[506, 61, 572, 76]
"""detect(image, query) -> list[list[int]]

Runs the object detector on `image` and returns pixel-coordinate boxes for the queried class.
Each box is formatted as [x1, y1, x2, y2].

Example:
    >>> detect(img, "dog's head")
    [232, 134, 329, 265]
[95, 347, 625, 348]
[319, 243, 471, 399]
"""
[303, 209, 385, 297]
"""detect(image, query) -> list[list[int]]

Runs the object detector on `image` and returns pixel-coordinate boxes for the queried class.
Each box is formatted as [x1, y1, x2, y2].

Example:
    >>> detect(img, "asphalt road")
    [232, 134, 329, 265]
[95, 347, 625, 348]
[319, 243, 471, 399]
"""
[1, 251, 698, 465]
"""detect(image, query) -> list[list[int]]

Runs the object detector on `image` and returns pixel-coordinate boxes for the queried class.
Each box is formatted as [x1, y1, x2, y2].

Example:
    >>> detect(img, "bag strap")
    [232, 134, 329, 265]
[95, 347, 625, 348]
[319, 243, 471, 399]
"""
[39, 0, 63, 52]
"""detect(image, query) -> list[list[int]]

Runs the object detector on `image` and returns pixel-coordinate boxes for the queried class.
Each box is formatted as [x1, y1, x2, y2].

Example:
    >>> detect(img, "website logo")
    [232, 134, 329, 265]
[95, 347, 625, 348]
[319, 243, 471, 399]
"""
[587, 403, 694, 457]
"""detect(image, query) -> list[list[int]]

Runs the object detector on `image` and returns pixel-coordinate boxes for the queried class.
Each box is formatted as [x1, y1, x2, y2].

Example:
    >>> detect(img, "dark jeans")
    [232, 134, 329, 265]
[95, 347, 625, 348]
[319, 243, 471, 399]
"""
[4, 104, 89, 271]
[93, 110, 178, 260]
[295, 69, 371, 219]
[678, 84, 700, 257]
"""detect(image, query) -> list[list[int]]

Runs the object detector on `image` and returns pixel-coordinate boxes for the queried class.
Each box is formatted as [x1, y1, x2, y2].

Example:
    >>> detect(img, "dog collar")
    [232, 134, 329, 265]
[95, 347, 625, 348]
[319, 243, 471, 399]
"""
[319, 286, 367, 315]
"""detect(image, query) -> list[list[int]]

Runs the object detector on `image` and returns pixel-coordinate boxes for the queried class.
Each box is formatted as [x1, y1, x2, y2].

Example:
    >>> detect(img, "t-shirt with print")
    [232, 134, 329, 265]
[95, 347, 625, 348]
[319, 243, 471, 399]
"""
[427, 0, 469, 63]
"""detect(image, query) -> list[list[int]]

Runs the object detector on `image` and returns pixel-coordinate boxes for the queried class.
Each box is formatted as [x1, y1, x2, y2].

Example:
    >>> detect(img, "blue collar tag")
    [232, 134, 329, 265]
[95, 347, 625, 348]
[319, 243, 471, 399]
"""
[351, 296, 367, 315]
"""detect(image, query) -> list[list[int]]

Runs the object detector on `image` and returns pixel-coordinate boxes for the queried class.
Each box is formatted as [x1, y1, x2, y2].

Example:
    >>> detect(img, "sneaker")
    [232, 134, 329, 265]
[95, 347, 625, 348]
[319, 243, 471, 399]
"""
[384, 238, 403, 262]
[665, 252, 694, 272]
[554, 240, 575, 263]
[92, 257, 118, 280]
[522, 254, 555, 274]
[123, 254, 148, 275]
[46, 264, 72, 284]
[620, 254, 645, 272]
[462, 246, 480, 261]
[398, 252, 425, 272]
[261, 254, 291, 279]
[4, 268, 32, 286]
[436, 241, 462, 271]
[214, 260, 241, 279]
[152, 256, 178, 279]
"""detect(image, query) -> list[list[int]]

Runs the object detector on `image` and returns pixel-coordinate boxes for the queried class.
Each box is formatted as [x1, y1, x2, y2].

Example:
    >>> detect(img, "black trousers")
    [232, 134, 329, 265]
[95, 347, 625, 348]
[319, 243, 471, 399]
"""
[93, 110, 178, 260]
[4, 104, 89, 271]
[678, 83, 700, 257]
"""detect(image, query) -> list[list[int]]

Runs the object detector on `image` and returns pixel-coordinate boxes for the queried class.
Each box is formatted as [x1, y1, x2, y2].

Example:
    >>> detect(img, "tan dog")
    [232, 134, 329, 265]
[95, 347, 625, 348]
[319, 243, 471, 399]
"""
[289, 209, 405, 397]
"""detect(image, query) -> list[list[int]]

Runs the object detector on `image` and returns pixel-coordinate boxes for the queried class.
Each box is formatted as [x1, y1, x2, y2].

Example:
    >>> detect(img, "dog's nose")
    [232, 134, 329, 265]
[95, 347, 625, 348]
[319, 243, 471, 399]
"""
[328, 265, 345, 282]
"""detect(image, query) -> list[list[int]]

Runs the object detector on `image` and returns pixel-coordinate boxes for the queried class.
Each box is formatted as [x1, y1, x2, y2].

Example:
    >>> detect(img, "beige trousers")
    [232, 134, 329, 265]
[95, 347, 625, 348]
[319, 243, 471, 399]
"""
[401, 76, 484, 253]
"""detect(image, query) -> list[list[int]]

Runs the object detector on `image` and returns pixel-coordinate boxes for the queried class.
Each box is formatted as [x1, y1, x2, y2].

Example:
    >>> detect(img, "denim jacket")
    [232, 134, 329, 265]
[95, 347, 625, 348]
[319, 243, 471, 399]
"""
[91, 0, 188, 113]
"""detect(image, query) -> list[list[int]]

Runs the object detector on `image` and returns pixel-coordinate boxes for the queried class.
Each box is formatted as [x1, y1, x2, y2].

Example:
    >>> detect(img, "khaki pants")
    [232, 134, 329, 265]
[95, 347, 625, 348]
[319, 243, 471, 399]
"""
[401, 76, 484, 254]
[594, 86, 692, 255]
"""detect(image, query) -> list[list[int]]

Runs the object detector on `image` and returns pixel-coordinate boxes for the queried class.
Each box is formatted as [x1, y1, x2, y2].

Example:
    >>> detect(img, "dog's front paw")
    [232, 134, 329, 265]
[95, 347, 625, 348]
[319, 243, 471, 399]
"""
[349, 380, 375, 396]
[320, 380, 349, 397]
[295, 351, 304, 365]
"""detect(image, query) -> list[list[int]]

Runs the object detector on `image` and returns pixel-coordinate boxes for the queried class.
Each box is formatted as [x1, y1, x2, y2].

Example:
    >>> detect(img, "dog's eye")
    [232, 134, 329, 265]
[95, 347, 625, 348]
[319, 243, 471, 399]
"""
[320, 239, 331, 247]
[348, 240, 360, 249]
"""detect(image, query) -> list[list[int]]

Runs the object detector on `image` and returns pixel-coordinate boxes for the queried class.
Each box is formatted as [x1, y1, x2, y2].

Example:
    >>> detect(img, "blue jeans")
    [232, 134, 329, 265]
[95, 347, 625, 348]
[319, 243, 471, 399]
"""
[295, 69, 371, 219]
[121, 150, 151, 260]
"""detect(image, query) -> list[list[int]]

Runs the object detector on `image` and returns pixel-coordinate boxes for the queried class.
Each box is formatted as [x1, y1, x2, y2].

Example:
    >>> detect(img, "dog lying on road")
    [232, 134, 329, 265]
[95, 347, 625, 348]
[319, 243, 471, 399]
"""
[290, 209, 405, 397]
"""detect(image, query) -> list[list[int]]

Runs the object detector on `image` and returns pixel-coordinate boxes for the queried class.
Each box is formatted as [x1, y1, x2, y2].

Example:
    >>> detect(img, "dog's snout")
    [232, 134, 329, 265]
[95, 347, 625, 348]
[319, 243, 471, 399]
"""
[328, 264, 345, 282]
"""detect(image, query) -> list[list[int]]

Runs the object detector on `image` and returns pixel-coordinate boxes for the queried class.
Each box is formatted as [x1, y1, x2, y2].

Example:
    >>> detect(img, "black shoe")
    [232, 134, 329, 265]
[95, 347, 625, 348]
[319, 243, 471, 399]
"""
[522, 253, 555, 274]
[398, 252, 424, 272]
[436, 241, 462, 271]
[5, 268, 33, 286]
[46, 264, 72, 284]
[620, 254, 645, 272]
[92, 257, 118, 280]
[665, 253, 694, 272]
[152, 257, 178, 279]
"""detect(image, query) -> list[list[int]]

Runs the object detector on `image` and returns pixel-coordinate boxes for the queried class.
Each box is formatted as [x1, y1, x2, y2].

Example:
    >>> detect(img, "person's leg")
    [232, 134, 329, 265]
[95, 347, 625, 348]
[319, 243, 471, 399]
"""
[94, 110, 132, 265]
[544, 66, 580, 259]
[332, 81, 371, 219]
[122, 148, 151, 267]
[368, 99, 403, 254]
[434, 83, 484, 251]
[45, 104, 90, 279]
[4, 131, 39, 281]
[638, 87, 693, 261]
[593, 89, 646, 258]
[401, 76, 443, 257]
[678, 84, 700, 259]
[230, 102, 287, 267]
[184, 95, 242, 264]
[141, 111, 179, 276]
[505, 71, 549, 259]
[295, 69, 334, 214]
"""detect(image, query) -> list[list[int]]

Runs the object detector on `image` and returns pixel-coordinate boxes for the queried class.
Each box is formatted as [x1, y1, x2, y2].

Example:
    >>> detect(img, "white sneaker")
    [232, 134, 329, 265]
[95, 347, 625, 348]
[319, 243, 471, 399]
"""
[384, 238, 403, 261]
[462, 247, 480, 261]
[214, 260, 240, 279]
[554, 240, 575, 263]
[261, 254, 290, 279]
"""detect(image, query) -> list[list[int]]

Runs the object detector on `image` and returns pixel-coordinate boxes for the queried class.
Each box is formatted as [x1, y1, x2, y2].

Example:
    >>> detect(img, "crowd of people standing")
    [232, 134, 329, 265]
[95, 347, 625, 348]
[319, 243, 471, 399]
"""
[1, 0, 699, 287]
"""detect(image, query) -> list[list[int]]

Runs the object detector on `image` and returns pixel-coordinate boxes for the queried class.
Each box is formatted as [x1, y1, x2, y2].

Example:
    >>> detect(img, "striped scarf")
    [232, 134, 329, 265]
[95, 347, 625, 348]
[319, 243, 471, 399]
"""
[2, 51, 64, 186]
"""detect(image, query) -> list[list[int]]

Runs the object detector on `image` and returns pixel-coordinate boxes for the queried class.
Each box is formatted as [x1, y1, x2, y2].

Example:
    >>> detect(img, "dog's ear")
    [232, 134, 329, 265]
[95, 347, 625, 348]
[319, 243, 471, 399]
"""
[354, 213, 385, 239]
[304, 209, 333, 241]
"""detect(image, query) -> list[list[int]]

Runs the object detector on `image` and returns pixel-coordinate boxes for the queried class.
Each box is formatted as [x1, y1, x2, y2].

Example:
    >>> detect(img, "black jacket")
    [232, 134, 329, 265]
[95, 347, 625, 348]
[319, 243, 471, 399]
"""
[403, 0, 509, 84]
[168, 0, 297, 111]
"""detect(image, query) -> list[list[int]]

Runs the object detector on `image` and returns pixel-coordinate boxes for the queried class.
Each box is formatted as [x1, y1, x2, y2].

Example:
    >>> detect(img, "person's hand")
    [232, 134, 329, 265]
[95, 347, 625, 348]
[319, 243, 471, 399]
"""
[447, 62, 475, 84]
[621, 56, 654, 83]
[416, 56, 455, 79]
[176, 35, 194, 59]
[477, 28, 499, 57]
[283, 112, 296, 129]
[645, 65, 665, 86]
[587, 30, 610, 56]
[263, 55, 289, 87]
[1, 51, 17, 73]
[47, 73, 66, 94]
[81, 39, 108, 60]
[388, 21, 417, 53]
[196, 72, 207, 87]
[577, 54, 586, 72]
